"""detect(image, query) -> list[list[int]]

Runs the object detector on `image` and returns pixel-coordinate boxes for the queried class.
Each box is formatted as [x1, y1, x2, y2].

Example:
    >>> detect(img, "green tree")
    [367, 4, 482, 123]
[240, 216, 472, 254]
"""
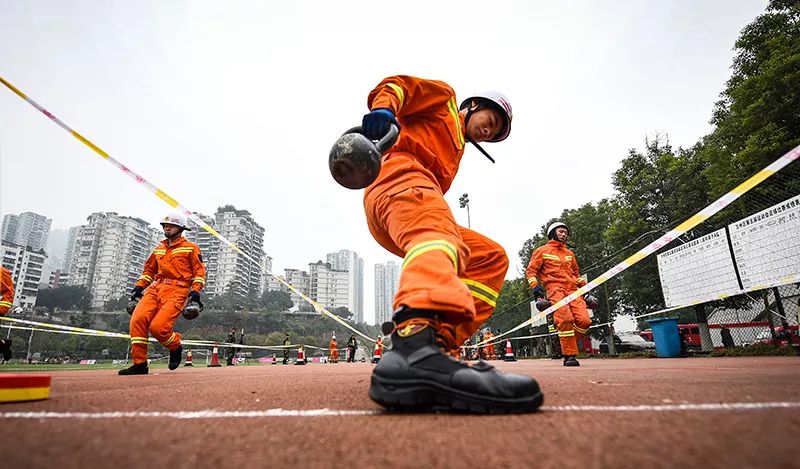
[260, 290, 293, 312]
[37, 285, 91, 311]
[703, 0, 800, 200]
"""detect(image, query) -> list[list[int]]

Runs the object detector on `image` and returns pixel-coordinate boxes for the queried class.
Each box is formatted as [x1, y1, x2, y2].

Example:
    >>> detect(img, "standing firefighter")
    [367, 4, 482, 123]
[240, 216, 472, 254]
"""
[346, 334, 357, 363]
[328, 334, 338, 363]
[282, 334, 291, 365]
[358, 75, 542, 413]
[119, 213, 206, 375]
[0, 267, 15, 362]
[226, 327, 237, 366]
[526, 222, 591, 367]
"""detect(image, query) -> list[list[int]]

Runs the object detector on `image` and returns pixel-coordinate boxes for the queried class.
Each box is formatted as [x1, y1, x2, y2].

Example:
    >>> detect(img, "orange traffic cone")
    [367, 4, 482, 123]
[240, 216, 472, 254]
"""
[208, 342, 221, 367]
[184, 349, 193, 367]
[503, 339, 517, 362]
[294, 345, 306, 365]
[372, 340, 382, 364]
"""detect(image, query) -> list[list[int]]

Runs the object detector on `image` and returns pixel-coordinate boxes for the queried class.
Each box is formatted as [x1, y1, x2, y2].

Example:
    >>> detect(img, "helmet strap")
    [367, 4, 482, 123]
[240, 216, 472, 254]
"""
[467, 137, 496, 164]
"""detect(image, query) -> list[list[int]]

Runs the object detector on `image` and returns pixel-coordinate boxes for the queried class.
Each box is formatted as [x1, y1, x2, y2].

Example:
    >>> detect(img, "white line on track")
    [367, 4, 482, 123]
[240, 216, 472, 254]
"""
[2, 402, 799, 419]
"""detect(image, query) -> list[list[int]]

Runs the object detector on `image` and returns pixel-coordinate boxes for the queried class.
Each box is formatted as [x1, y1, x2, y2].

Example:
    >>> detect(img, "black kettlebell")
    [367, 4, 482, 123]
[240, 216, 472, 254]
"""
[329, 124, 399, 189]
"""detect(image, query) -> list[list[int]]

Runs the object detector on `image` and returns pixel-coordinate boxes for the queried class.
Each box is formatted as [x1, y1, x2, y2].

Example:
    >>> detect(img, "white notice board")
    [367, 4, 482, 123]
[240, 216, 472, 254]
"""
[657, 228, 740, 307]
[729, 195, 800, 290]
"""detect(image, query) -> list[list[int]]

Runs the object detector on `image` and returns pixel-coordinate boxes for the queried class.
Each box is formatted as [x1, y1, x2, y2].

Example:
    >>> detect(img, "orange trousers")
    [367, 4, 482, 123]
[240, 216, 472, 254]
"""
[364, 156, 508, 349]
[548, 288, 592, 356]
[329, 348, 339, 362]
[129, 283, 187, 364]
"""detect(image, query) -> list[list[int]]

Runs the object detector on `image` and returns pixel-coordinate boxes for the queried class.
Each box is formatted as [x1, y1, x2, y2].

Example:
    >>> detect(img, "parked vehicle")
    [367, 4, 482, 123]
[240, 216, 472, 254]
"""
[599, 332, 656, 353]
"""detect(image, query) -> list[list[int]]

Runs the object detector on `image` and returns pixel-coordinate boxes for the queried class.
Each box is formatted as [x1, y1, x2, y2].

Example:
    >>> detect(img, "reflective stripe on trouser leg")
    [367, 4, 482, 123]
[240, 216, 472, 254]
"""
[453, 227, 509, 346]
[570, 295, 593, 337]
[149, 284, 187, 352]
[129, 286, 161, 364]
[394, 238, 473, 319]
[550, 289, 579, 356]
[364, 177, 473, 321]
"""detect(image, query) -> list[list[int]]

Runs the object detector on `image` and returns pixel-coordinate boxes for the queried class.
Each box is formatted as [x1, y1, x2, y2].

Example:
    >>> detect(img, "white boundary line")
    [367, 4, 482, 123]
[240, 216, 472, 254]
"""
[2, 402, 798, 419]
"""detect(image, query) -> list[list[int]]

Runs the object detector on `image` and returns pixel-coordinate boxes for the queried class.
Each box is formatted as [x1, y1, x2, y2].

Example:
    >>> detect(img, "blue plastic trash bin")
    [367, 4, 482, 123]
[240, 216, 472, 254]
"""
[646, 317, 681, 358]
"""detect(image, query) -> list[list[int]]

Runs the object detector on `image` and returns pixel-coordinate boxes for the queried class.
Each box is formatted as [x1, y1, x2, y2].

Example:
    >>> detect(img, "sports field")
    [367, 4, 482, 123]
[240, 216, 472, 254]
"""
[3, 357, 799, 468]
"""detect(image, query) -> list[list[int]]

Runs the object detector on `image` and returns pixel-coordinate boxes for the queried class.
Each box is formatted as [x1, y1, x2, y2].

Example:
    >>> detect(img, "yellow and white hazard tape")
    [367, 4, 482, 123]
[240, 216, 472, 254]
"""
[0, 316, 340, 352]
[481, 143, 800, 346]
[0, 76, 375, 344]
[479, 271, 800, 348]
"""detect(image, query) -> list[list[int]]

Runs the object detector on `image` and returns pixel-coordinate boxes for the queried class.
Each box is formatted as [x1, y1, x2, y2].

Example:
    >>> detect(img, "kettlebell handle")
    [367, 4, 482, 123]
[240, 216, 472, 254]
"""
[342, 124, 399, 155]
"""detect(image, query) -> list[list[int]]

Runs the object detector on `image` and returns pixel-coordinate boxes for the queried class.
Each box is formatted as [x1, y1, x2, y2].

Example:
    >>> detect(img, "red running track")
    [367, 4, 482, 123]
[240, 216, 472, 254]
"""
[1, 357, 799, 468]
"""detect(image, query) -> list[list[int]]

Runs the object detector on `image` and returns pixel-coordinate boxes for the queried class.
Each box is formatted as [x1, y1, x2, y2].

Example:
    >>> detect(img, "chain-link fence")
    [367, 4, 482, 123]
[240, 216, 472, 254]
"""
[518, 159, 800, 357]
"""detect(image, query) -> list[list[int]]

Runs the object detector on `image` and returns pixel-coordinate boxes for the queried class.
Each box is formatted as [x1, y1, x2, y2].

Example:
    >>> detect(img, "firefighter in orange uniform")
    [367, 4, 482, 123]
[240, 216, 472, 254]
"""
[526, 222, 591, 367]
[328, 335, 338, 363]
[0, 267, 15, 362]
[359, 75, 541, 413]
[118, 213, 206, 375]
[481, 328, 496, 360]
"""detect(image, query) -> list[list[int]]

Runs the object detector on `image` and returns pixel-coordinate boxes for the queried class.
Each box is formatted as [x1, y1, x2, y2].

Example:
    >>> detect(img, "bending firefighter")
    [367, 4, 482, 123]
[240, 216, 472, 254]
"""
[359, 75, 542, 413]
[526, 222, 591, 366]
[0, 267, 15, 362]
[119, 213, 206, 375]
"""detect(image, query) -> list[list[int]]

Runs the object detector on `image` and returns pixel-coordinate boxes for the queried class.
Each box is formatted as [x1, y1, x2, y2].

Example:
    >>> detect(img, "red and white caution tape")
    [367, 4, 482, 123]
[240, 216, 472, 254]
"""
[0, 75, 374, 344]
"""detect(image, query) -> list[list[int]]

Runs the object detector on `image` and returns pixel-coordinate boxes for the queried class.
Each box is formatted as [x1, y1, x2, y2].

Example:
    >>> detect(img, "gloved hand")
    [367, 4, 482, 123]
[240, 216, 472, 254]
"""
[130, 285, 144, 301]
[188, 291, 201, 303]
[362, 108, 398, 140]
[531, 285, 545, 299]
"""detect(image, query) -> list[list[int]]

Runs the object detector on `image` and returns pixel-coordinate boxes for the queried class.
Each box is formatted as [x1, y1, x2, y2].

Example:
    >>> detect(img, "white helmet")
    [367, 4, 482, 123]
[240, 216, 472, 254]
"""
[160, 212, 191, 230]
[547, 222, 569, 240]
[459, 91, 513, 142]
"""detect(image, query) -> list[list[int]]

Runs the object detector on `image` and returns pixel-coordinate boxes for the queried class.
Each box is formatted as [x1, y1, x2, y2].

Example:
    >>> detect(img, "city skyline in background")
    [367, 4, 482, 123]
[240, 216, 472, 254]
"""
[1, 207, 400, 324]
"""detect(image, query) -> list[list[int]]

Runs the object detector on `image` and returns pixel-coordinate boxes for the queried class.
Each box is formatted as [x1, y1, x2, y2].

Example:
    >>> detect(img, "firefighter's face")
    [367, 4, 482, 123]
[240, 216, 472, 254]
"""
[162, 223, 181, 238]
[555, 227, 569, 242]
[464, 106, 503, 142]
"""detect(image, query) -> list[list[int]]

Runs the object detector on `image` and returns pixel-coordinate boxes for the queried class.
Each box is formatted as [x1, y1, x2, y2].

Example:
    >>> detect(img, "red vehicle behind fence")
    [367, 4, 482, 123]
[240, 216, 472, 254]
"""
[638, 322, 799, 349]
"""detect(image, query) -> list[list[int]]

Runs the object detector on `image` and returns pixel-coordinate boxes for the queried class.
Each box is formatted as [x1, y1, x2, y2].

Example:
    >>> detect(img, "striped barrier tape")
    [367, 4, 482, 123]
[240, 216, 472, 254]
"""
[480, 142, 800, 346]
[0, 316, 346, 352]
[0, 76, 376, 345]
[478, 271, 800, 348]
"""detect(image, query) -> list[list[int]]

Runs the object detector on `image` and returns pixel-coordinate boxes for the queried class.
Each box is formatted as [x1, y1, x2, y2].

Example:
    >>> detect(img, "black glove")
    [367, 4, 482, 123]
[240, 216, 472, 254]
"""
[584, 294, 599, 310]
[531, 285, 545, 299]
[188, 291, 201, 303]
[362, 108, 398, 140]
[130, 285, 144, 301]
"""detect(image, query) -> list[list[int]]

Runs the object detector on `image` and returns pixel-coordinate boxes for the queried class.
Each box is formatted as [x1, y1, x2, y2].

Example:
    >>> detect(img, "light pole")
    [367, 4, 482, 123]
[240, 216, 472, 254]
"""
[458, 193, 471, 228]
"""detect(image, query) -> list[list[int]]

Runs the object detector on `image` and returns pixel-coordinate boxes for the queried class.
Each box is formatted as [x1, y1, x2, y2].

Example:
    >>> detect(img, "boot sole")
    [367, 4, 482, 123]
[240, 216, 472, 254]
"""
[369, 374, 544, 414]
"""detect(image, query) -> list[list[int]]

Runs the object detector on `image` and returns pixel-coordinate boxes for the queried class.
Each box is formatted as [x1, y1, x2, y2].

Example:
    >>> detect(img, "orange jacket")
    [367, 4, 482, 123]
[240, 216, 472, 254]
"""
[368, 75, 466, 194]
[525, 240, 586, 293]
[329, 339, 337, 349]
[135, 237, 206, 293]
[0, 267, 14, 315]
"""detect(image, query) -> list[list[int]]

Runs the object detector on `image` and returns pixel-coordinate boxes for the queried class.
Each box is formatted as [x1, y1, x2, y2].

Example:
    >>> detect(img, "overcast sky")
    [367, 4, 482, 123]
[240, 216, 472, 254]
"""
[0, 1, 767, 324]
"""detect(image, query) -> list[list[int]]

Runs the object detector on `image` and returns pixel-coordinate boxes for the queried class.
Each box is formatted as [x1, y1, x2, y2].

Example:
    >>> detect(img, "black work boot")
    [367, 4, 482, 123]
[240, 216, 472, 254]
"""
[563, 355, 580, 367]
[169, 345, 183, 370]
[370, 315, 543, 414]
[118, 362, 149, 375]
[0, 339, 12, 362]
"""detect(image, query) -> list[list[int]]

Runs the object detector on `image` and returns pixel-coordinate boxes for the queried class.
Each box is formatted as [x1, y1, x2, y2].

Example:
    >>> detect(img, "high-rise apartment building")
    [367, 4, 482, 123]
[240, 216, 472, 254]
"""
[184, 206, 265, 300]
[1, 240, 47, 309]
[326, 250, 364, 322]
[2, 212, 51, 252]
[283, 268, 309, 309]
[374, 261, 400, 326]
[309, 261, 349, 312]
[63, 212, 158, 309]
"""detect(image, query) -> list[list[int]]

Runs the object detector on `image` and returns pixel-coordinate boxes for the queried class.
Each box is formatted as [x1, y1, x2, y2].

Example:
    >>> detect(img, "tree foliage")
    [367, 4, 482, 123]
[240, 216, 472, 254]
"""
[36, 286, 91, 311]
[497, 1, 800, 330]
